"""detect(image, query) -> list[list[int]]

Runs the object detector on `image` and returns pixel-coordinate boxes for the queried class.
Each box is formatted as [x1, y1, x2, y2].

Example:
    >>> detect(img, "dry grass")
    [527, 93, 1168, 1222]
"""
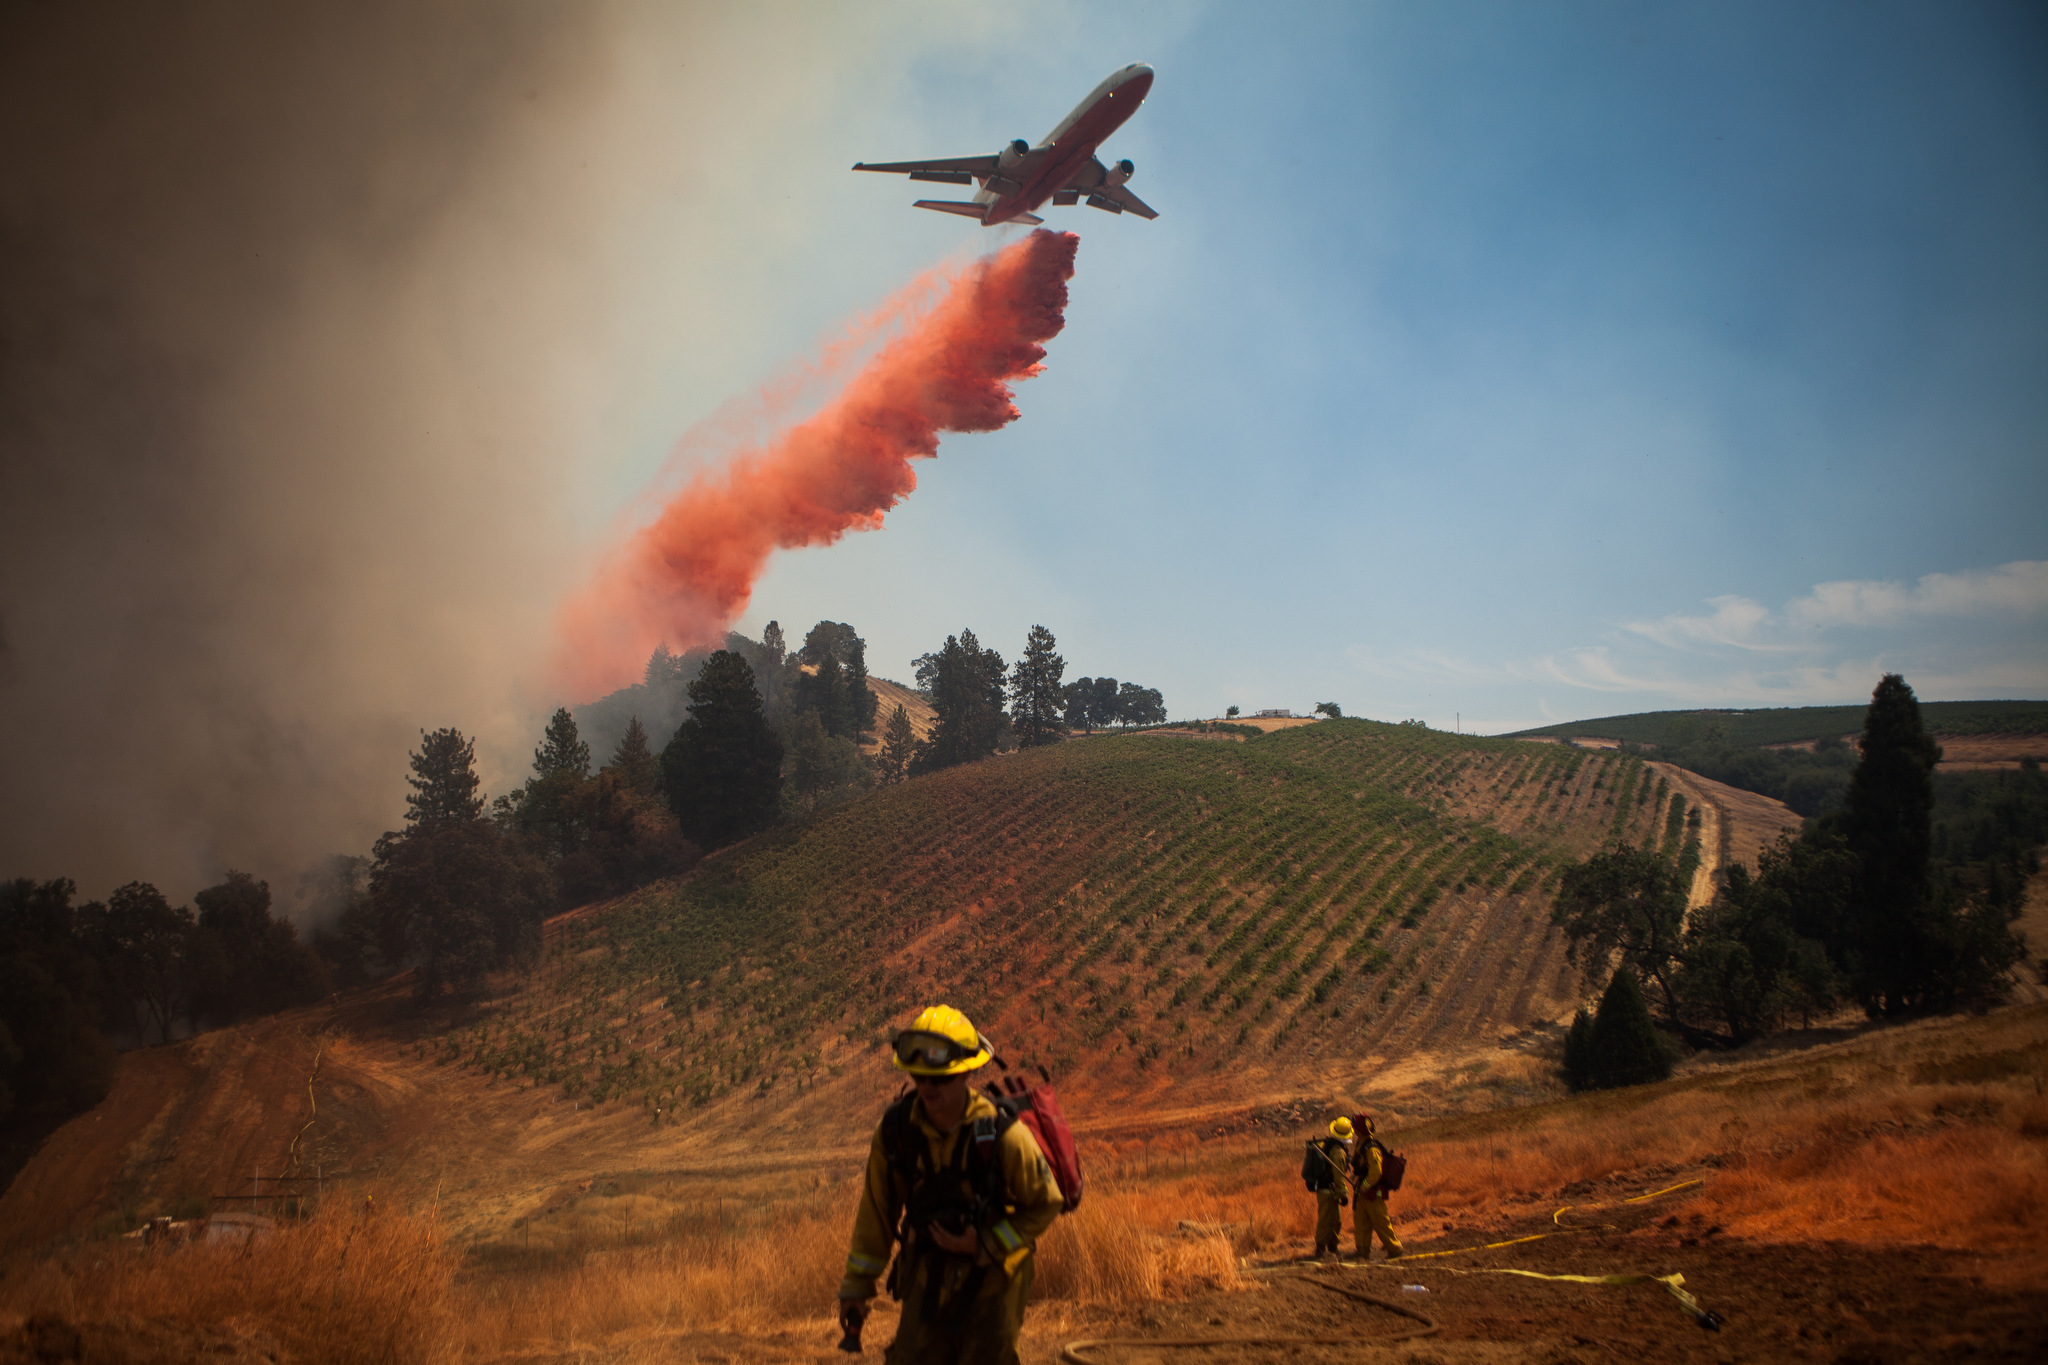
[1088, 1008, 2048, 1269]
[0, 1200, 455, 1364]
[9, 1008, 2043, 1359]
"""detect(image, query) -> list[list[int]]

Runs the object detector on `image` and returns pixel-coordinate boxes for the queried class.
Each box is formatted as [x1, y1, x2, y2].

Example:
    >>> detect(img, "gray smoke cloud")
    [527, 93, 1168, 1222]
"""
[0, 2, 622, 907]
[0, 1, 963, 910]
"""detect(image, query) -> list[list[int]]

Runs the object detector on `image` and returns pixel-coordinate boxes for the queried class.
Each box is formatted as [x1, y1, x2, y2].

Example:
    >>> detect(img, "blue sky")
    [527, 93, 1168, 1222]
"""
[8, 1, 2042, 896]
[597, 1, 2046, 731]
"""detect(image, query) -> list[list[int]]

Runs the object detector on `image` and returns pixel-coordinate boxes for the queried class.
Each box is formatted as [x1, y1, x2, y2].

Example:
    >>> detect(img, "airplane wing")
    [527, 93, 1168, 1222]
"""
[852, 155, 1000, 185]
[1061, 155, 1159, 219]
[1089, 183, 1158, 219]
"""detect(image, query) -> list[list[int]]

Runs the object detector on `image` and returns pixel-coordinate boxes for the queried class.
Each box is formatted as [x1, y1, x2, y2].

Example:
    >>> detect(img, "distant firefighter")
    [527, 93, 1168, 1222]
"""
[1348, 1114, 1404, 1260]
[1302, 1117, 1353, 1258]
[838, 1005, 1064, 1364]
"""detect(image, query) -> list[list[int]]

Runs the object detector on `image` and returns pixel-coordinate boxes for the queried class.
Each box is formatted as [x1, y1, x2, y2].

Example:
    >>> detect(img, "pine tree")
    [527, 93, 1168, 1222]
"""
[846, 636, 878, 736]
[405, 728, 483, 830]
[1582, 969, 1673, 1089]
[1837, 673, 2022, 1013]
[1842, 673, 1941, 1015]
[644, 644, 679, 689]
[1561, 1008, 1593, 1091]
[608, 716, 658, 793]
[912, 629, 1008, 772]
[532, 707, 591, 780]
[660, 650, 783, 848]
[879, 705, 916, 785]
[1008, 625, 1068, 748]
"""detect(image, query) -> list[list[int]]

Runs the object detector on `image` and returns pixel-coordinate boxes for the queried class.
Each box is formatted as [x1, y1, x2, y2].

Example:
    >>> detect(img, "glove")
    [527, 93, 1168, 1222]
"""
[837, 1298, 869, 1354]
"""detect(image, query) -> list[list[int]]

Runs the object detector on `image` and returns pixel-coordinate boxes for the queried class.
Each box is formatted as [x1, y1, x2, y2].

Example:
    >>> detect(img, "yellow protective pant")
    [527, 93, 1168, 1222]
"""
[1353, 1195, 1401, 1257]
[1313, 1188, 1344, 1254]
[885, 1249, 1033, 1365]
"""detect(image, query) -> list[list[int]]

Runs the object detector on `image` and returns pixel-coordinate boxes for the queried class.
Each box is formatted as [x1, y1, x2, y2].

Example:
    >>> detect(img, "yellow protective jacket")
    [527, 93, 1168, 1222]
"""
[1352, 1139, 1389, 1199]
[839, 1090, 1064, 1301]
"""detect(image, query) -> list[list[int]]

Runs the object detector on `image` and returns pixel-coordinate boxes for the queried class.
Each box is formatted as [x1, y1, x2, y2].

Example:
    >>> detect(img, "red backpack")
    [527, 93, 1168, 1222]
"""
[989, 1069, 1084, 1214]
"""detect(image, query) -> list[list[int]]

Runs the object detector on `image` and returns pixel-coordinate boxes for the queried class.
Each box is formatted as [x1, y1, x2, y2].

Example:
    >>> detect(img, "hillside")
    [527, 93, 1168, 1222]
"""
[1508, 699, 2048, 747]
[476, 722, 1714, 1116]
[0, 723, 1802, 1256]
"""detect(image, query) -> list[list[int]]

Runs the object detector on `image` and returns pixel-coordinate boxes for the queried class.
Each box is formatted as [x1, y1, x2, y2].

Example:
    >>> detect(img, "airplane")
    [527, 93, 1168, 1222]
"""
[853, 63, 1157, 226]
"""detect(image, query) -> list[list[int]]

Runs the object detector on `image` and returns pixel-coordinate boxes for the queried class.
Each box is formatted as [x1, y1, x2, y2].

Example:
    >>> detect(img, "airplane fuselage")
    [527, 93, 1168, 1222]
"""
[978, 64, 1154, 224]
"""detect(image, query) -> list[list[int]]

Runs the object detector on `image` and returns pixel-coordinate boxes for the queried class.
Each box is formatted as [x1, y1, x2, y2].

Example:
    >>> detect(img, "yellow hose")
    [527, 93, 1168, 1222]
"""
[1061, 1175, 1718, 1358]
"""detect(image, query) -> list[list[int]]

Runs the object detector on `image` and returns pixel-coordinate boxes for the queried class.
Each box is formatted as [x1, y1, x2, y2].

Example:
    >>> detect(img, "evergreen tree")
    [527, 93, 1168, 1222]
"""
[188, 871, 327, 1025]
[660, 650, 784, 848]
[796, 652, 856, 738]
[644, 644, 682, 688]
[845, 635, 878, 735]
[912, 629, 1008, 772]
[552, 770, 699, 906]
[1842, 674, 1940, 1014]
[794, 621, 874, 738]
[608, 716, 659, 794]
[1561, 1008, 1593, 1091]
[1578, 969, 1673, 1090]
[1008, 625, 1068, 748]
[1836, 674, 2019, 1013]
[533, 707, 591, 780]
[0, 878, 116, 1116]
[879, 705, 916, 785]
[92, 882, 194, 1044]
[370, 821, 551, 1000]
[375, 728, 552, 999]
[405, 728, 483, 830]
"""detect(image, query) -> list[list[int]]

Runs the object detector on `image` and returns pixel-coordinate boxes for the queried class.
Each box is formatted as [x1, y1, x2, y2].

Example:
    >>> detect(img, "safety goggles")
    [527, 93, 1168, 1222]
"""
[893, 1030, 976, 1071]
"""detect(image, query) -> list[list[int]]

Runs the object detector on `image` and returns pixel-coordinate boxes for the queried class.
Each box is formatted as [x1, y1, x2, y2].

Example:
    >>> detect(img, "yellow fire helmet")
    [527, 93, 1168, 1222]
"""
[891, 1004, 994, 1077]
[1330, 1116, 1355, 1139]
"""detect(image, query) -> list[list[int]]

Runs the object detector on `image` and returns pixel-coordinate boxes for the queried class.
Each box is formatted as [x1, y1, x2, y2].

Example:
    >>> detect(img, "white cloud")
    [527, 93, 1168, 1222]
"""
[1345, 559, 2048, 727]
[1783, 560, 2048, 630]
[1621, 594, 1783, 652]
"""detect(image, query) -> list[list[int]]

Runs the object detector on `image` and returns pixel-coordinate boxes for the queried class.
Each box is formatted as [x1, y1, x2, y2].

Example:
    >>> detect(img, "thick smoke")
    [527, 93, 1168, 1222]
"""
[0, 2, 937, 906]
[0, 3, 624, 903]
[554, 230, 1080, 698]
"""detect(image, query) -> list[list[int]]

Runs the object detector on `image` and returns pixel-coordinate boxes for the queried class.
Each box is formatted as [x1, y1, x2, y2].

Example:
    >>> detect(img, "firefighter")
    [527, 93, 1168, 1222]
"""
[837, 1005, 1063, 1364]
[1302, 1117, 1352, 1258]
[1349, 1114, 1403, 1260]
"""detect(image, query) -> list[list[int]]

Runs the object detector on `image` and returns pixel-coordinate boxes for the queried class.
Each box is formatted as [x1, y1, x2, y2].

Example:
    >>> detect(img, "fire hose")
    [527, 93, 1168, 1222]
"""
[1057, 1176, 1719, 1359]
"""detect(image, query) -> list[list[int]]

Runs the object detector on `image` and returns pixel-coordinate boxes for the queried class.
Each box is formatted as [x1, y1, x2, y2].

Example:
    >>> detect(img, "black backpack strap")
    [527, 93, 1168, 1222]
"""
[968, 1112, 1014, 1210]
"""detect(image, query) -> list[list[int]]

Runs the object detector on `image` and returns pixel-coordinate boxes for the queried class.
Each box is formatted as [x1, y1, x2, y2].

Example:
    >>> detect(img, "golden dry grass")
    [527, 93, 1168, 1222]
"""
[8, 1007, 2042, 1360]
[0, 1201, 455, 1364]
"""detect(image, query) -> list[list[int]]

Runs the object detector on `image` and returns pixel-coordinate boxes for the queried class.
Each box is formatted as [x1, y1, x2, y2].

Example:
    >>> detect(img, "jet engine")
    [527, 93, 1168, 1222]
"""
[1104, 158, 1134, 187]
[997, 138, 1031, 169]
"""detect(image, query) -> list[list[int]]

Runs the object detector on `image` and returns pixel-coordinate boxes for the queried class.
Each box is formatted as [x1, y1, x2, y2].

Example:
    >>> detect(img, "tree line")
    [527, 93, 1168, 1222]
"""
[1, 869, 327, 1136]
[0, 616, 1167, 1139]
[1553, 675, 2031, 1091]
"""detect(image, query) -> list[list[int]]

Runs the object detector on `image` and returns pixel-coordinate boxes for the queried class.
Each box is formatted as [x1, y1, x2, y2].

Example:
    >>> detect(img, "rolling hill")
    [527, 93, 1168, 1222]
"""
[1, 721, 1805, 1255]
[1507, 699, 2048, 747]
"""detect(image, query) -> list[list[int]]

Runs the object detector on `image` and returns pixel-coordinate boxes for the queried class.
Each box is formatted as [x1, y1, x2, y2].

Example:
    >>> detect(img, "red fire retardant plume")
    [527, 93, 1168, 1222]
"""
[555, 229, 1080, 699]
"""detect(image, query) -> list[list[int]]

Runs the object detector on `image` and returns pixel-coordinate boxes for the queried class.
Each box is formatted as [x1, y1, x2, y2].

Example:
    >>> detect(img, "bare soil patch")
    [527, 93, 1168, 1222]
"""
[1934, 733, 2048, 770]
